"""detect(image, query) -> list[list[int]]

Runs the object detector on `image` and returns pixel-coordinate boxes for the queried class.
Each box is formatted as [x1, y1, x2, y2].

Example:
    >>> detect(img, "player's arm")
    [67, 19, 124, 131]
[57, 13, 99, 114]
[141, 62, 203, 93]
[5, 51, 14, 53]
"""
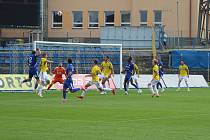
[121, 68, 125, 74]
[62, 68, 67, 78]
[178, 66, 181, 76]
[47, 59, 53, 63]
[85, 74, 92, 77]
[52, 67, 56, 74]
[137, 67, 140, 78]
[153, 69, 158, 80]
[186, 66, 189, 77]
[110, 63, 114, 77]
[100, 63, 104, 71]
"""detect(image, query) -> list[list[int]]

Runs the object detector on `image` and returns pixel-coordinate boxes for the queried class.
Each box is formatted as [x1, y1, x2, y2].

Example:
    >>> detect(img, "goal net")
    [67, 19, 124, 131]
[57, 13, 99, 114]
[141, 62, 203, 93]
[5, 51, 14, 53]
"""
[34, 41, 123, 89]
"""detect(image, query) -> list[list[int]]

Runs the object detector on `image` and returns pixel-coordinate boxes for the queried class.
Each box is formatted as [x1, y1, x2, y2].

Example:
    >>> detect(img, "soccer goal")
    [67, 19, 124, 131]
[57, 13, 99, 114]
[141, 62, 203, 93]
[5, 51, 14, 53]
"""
[33, 41, 123, 89]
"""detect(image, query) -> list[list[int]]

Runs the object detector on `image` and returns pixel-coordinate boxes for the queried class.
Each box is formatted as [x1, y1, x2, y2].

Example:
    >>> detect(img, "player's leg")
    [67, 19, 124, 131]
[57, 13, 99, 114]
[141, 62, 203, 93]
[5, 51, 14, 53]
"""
[157, 81, 164, 92]
[43, 72, 50, 86]
[130, 78, 139, 89]
[69, 80, 80, 93]
[101, 76, 108, 94]
[124, 77, 130, 95]
[135, 78, 142, 93]
[177, 76, 183, 91]
[184, 77, 190, 91]
[21, 71, 33, 85]
[62, 80, 69, 102]
[149, 80, 159, 97]
[148, 82, 155, 95]
[77, 82, 92, 99]
[101, 77, 108, 88]
[99, 82, 115, 95]
[34, 70, 40, 90]
[47, 79, 56, 90]
[152, 83, 159, 97]
[37, 72, 44, 97]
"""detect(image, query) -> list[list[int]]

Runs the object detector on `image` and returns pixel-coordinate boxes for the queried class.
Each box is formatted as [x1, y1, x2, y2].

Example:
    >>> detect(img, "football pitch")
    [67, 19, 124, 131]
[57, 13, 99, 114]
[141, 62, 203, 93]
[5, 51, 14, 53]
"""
[0, 88, 210, 140]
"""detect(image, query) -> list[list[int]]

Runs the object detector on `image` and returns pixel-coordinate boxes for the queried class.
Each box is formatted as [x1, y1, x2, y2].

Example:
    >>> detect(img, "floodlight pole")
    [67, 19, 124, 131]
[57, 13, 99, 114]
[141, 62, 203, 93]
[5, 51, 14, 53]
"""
[208, 53, 210, 81]
[41, 0, 44, 41]
[177, 0, 180, 49]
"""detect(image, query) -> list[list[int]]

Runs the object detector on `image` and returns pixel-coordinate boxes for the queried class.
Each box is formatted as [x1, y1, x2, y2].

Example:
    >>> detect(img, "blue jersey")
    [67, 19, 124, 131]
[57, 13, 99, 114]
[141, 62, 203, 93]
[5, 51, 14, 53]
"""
[66, 63, 74, 79]
[28, 54, 38, 70]
[125, 62, 134, 77]
[158, 61, 164, 77]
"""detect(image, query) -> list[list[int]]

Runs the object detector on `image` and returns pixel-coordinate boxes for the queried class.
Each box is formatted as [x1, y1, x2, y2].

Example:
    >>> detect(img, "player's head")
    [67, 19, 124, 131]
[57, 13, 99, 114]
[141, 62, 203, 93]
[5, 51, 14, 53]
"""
[42, 53, 47, 58]
[58, 63, 63, 67]
[128, 56, 132, 63]
[32, 50, 36, 55]
[68, 58, 72, 64]
[36, 48, 41, 55]
[93, 59, 98, 65]
[180, 61, 184, 65]
[152, 59, 158, 65]
[104, 56, 109, 61]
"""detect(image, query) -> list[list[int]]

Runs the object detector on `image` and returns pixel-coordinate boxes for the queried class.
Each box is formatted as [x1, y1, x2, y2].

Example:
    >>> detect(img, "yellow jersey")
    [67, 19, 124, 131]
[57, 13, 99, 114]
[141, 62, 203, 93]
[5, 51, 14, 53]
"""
[91, 65, 101, 82]
[40, 58, 48, 72]
[179, 64, 189, 76]
[152, 64, 160, 80]
[133, 63, 140, 76]
[101, 61, 113, 77]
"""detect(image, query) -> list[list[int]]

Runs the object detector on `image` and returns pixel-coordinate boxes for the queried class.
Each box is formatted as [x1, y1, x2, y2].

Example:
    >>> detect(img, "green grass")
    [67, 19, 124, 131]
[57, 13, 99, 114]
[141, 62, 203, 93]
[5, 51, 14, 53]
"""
[0, 88, 210, 140]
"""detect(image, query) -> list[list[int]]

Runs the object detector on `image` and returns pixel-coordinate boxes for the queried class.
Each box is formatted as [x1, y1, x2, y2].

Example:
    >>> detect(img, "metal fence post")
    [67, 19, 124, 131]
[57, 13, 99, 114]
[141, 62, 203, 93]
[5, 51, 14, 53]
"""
[208, 53, 210, 81]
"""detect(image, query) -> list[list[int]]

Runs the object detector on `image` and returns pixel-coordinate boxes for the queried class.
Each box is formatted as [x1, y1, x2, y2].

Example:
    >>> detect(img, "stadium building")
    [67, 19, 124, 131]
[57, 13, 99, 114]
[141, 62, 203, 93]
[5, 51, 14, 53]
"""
[0, 0, 199, 44]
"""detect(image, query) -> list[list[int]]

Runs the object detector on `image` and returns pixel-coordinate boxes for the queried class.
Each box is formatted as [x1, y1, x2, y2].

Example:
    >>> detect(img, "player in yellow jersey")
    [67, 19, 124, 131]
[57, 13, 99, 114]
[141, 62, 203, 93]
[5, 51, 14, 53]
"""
[100, 56, 115, 95]
[177, 61, 190, 91]
[148, 59, 160, 97]
[77, 60, 115, 99]
[37, 53, 53, 97]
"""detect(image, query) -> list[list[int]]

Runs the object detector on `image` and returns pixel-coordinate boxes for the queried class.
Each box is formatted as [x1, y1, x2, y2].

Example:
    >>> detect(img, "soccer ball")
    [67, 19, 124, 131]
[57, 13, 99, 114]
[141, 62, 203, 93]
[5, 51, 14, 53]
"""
[57, 11, 63, 16]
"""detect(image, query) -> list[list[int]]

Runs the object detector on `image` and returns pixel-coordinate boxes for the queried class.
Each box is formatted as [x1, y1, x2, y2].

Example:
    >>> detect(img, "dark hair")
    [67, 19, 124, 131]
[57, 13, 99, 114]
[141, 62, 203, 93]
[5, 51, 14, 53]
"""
[105, 56, 109, 59]
[68, 58, 72, 64]
[42, 53, 47, 57]
[94, 59, 98, 64]
[32, 50, 36, 54]
[153, 59, 158, 64]
[128, 56, 132, 63]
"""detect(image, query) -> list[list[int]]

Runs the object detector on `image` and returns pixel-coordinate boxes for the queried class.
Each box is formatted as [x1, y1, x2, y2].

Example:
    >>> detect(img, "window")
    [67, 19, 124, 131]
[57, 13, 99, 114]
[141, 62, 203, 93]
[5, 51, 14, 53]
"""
[140, 10, 147, 26]
[52, 11, 63, 28]
[88, 11, 99, 28]
[104, 11, 114, 26]
[72, 11, 83, 28]
[154, 10, 162, 26]
[121, 11, 131, 26]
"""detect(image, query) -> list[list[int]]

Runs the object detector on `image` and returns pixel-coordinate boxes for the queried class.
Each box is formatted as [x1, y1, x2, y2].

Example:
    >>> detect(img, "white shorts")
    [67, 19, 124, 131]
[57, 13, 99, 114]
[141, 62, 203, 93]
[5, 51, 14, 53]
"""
[151, 79, 159, 86]
[179, 76, 188, 82]
[88, 81, 101, 89]
[39, 72, 49, 82]
[131, 75, 138, 81]
[98, 74, 105, 79]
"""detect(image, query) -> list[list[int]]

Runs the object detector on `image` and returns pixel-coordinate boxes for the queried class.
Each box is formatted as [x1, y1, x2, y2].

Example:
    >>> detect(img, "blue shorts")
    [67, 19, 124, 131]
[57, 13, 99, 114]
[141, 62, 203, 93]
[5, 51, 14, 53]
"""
[29, 68, 39, 79]
[125, 75, 132, 81]
[63, 78, 73, 89]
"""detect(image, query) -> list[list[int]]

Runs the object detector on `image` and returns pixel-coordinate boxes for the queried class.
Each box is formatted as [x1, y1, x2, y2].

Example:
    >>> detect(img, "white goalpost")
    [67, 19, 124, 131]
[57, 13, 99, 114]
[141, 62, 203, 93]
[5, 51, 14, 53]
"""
[33, 41, 123, 89]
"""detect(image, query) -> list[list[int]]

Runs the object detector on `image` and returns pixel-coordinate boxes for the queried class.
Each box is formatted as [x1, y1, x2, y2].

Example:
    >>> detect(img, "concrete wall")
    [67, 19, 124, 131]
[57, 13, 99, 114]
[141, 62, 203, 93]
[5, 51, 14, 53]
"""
[0, 0, 199, 40]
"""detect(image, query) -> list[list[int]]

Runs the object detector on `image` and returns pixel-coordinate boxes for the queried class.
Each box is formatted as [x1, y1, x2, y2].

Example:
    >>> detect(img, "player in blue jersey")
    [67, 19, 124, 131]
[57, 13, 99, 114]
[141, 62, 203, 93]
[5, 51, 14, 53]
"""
[122, 57, 139, 95]
[21, 48, 41, 90]
[62, 58, 81, 102]
[156, 59, 165, 92]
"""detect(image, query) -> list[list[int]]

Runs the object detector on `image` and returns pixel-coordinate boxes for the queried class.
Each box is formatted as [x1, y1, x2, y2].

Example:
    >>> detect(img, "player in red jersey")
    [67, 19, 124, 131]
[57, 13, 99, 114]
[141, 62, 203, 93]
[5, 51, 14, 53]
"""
[47, 63, 66, 90]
